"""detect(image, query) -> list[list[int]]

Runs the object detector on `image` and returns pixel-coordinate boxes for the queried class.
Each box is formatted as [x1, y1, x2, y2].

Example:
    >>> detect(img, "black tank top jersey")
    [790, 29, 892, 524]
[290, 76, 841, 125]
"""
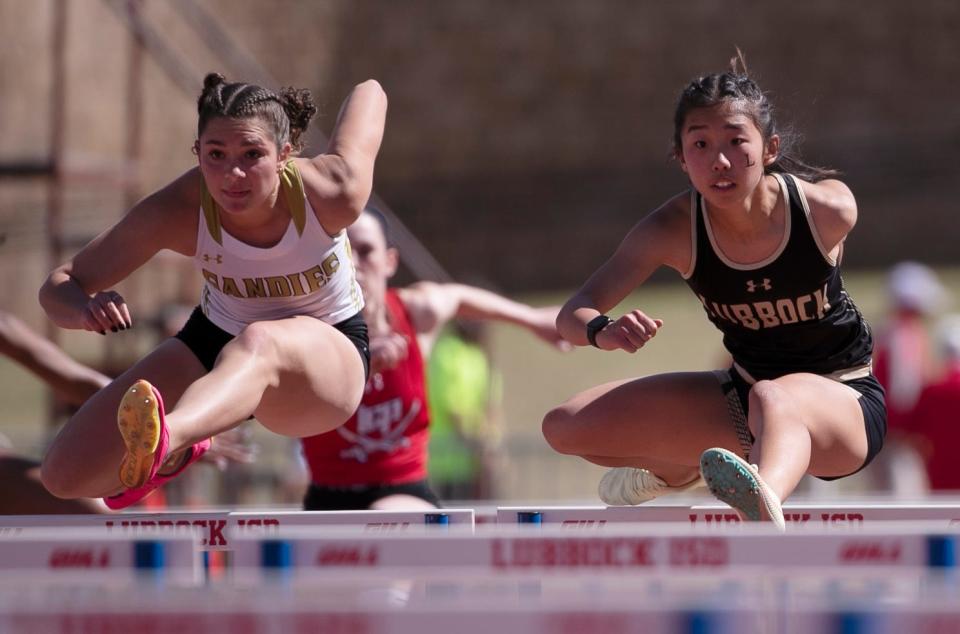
[682, 173, 873, 381]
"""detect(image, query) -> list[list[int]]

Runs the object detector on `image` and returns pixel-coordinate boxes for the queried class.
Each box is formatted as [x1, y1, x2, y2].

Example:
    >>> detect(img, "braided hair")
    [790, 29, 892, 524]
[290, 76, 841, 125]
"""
[672, 50, 837, 182]
[196, 73, 318, 153]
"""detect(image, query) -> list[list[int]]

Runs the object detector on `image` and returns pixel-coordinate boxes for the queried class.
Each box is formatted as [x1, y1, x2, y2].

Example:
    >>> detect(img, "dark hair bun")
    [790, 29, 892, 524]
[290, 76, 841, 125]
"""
[203, 73, 226, 92]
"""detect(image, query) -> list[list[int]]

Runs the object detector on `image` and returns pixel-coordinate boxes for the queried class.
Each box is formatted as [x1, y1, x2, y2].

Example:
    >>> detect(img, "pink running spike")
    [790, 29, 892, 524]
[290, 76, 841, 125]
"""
[104, 379, 211, 510]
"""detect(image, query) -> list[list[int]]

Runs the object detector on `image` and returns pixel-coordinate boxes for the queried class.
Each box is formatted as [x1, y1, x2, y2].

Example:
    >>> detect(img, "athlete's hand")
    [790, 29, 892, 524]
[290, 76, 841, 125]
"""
[80, 291, 132, 335]
[201, 426, 259, 471]
[594, 310, 663, 353]
[369, 331, 410, 373]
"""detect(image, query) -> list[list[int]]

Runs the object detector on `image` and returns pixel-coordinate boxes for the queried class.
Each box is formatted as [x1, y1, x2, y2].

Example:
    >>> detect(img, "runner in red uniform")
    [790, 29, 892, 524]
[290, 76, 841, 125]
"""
[301, 209, 568, 510]
[909, 318, 960, 491]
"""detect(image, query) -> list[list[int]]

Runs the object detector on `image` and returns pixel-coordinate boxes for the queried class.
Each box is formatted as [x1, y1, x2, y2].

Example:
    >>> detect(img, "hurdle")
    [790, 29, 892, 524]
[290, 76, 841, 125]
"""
[3, 591, 960, 634]
[9, 583, 960, 634]
[3, 521, 960, 632]
[229, 522, 959, 581]
[496, 503, 960, 527]
[0, 527, 201, 586]
[0, 508, 475, 552]
[0, 511, 233, 550]
[231, 508, 474, 539]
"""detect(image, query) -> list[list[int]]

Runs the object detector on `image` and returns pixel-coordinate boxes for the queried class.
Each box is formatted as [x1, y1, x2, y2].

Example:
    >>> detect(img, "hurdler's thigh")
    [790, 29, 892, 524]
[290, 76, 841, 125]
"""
[254, 319, 365, 435]
[545, 371, 738, 458]
[767, 373, 866, 430]
[264, 316, 365, 371]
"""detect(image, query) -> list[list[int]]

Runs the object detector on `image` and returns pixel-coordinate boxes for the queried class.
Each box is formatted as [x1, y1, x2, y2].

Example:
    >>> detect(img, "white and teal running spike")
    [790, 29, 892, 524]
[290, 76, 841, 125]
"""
[699, 447, 785, 531]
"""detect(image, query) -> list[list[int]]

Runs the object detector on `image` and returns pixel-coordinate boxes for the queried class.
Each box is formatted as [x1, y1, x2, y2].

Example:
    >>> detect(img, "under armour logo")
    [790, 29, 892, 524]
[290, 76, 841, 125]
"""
[746, 278, 772, 292]
[202, 253, 223, 264]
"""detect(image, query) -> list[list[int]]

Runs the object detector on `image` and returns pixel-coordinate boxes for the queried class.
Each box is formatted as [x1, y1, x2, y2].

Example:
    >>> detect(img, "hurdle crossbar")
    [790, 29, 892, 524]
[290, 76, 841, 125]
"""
[496, 503, 960, 527]
[0, 508, 475, 551]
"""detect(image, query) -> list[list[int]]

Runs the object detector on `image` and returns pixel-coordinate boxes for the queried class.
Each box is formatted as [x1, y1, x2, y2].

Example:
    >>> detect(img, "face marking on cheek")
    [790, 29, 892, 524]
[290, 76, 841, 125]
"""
[745, 156, 756, 167]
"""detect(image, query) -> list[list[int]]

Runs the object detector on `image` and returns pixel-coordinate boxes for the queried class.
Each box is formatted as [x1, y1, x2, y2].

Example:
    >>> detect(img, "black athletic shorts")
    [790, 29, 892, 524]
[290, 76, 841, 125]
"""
[174, 306, 370, 379]
[303, 479, 441, 511]
[717, 368, 887, 481]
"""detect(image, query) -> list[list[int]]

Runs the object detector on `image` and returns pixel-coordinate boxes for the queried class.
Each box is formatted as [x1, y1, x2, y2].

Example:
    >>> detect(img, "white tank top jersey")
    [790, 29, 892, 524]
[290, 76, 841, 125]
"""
[193, 160, 364, 335]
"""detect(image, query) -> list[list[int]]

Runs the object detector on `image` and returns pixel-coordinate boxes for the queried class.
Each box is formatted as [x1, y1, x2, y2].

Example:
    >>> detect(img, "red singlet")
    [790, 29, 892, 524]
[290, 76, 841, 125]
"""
[301, 289, 430, 486]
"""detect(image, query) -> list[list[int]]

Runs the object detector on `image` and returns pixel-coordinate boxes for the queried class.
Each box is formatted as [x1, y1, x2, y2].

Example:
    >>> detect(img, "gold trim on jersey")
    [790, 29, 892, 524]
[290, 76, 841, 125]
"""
[279, 160, 307, 237]
[681, 189, 698, 280]
[342, 234, 364, 314]
[700, 175, 792, 271]
[733, 360, 873, 386]
[780, 173, 837, 267]
[199, 160, 307, 246]
[200, 181, 223, 245]
[200, 252, 342, 300]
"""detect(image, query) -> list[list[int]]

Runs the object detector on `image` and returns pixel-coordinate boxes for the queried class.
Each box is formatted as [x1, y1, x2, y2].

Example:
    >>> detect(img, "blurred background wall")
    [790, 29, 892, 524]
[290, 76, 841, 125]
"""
[1, 0, 958, 502]
[3, 1, 958, 292]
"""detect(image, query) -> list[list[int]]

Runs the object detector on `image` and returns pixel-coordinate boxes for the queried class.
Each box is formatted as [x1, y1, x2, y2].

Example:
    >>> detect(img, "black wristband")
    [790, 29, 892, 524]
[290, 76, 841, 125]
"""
[586, 315, 613, 348]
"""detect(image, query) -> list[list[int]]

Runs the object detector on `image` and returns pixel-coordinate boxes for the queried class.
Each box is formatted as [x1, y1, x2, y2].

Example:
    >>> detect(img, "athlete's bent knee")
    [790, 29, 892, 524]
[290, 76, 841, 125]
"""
[541, 406, 580, 455]
[39, 454, 81, 499]
[747, 379, 798, 436]
[748, 380, 791, 413]
[225, 322, 281, 372]
[231, 321, 278, 354]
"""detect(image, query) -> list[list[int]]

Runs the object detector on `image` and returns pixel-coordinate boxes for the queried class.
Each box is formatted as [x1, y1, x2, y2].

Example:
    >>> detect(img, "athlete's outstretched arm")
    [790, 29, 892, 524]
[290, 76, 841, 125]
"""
[557, 196, 691, 352]
[38, 171, 198, 333]
[396, 282, 570, 357]
[0, 311, 110, 407]
[303, 80, 388, 234]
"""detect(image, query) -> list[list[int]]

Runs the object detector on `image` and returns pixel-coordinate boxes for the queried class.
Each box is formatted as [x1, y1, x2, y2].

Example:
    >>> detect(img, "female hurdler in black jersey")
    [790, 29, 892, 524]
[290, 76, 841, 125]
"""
[542, 54, 885, 529]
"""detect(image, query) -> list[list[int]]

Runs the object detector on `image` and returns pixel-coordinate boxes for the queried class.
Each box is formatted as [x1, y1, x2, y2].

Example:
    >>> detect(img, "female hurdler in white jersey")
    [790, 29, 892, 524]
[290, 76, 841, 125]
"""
[38, 73, 386, 508]
[542, 53, 885, 529]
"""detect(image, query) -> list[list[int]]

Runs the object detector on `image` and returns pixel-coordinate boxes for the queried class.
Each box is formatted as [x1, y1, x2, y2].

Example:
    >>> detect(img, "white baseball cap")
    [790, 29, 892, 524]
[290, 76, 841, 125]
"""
[887, 261, 947, 315]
